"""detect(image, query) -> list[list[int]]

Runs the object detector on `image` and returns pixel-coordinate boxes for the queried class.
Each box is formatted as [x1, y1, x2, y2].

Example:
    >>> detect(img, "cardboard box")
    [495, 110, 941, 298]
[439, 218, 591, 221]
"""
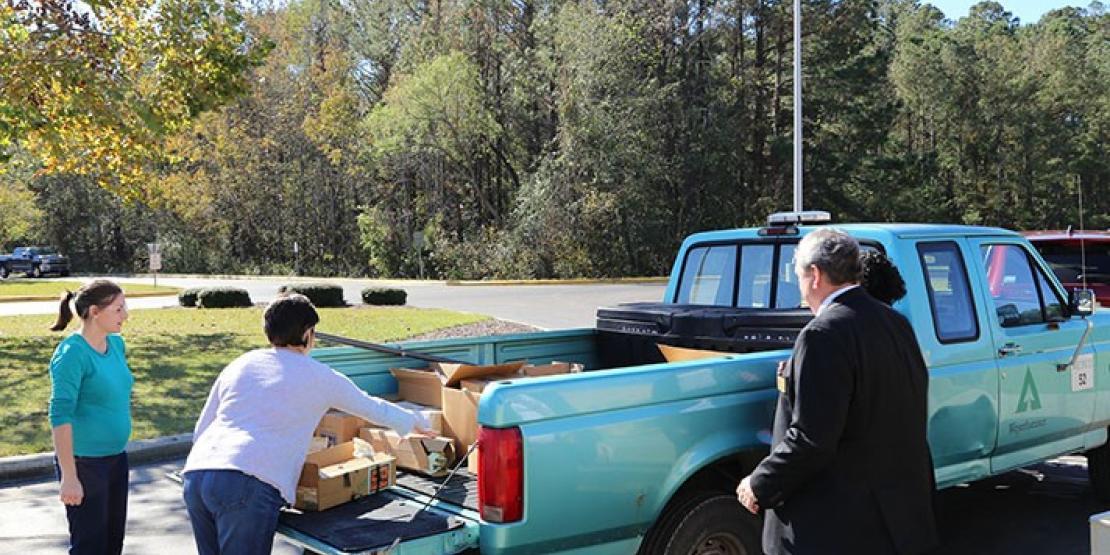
[442, 387, 482, 453]
[467, 442, 479, 474]
[390, 368, 446, 408]
[315, 410, 370, 447]
[295, 439, 395, 511]
[459, 375, 517, 394]
[431, 361, 526, 387]
[657, 344, 731, 362]
[519, 361, 584, 377]
[360, 428, 457, 476]
[394, 401, 444, 434]
[307, 436, 330, 454]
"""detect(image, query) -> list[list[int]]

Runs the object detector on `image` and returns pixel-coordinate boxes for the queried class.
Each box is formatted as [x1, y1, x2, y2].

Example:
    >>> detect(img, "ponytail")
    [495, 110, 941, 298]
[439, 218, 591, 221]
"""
[48, 280, 123, 332]
[50, 291, 75, 331]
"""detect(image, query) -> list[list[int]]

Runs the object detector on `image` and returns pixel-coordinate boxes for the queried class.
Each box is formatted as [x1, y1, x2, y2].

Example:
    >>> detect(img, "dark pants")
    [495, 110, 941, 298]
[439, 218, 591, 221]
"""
[56, 452, 129, 555]
[183, 469, 285, 555]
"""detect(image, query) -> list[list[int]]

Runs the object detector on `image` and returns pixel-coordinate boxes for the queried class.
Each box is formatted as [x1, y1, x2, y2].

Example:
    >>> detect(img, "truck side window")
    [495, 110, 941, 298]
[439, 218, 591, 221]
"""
[676, 245, 737, 306]
[918, 242, 978, 342]
[980, 244, 1046, 327]
[1034, 261, 1066, 321]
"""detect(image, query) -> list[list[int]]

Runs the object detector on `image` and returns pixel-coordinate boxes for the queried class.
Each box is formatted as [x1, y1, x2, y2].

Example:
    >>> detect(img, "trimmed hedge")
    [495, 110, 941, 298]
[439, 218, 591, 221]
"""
[178, 287, 203, 307]
[361, 287, 407, 306]
[197, 287, 253, 308]
[277, 283, 346, 307]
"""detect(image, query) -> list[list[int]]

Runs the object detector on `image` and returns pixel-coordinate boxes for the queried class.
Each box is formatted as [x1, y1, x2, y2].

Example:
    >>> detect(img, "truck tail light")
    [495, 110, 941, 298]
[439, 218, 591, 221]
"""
[478, 426, 523, 523]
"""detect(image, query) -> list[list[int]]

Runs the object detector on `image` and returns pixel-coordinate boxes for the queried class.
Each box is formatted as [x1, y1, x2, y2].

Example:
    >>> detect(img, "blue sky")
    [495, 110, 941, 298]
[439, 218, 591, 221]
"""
[926, 1, 1093, 23]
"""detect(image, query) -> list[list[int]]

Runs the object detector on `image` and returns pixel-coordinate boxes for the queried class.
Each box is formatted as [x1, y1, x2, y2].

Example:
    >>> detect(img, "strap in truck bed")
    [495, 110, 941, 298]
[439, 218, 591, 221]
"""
[396, 470, 479, 511]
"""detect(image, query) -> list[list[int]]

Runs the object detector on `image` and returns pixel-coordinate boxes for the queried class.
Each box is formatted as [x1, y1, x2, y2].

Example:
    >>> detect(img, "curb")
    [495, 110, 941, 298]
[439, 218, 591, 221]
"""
[89, 273, 446, 286]
[445, 277, 668, 286]
[0, 290, 181, 304]
[0, 434, 193, 484]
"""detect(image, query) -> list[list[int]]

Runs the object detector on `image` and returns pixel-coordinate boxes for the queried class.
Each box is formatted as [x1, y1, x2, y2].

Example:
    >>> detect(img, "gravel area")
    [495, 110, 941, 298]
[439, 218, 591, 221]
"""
[402, 318, 539, 341]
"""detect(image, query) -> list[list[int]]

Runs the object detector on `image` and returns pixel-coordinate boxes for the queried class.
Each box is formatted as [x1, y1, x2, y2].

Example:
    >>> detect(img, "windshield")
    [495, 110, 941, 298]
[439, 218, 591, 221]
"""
[1035, 242, 1110, 286]
[31, 248, 57, 255]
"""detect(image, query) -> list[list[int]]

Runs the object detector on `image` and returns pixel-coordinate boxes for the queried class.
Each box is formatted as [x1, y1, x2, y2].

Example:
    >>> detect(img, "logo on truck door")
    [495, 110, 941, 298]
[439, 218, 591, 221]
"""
[1016, 369, 1042, 413]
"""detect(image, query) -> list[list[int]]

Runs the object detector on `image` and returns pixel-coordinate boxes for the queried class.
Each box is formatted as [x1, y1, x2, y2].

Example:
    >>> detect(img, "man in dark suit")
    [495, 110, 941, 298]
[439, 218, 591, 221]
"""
[736, 228, 938, 555]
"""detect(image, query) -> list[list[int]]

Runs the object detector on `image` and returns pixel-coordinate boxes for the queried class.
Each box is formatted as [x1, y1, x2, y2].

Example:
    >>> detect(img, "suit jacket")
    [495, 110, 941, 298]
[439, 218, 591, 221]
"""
[749, 286, 938, 555]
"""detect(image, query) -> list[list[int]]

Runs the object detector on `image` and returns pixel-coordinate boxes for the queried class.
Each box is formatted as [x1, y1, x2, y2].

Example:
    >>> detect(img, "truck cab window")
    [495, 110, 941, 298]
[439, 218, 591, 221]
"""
[675, 245, 737, 305]
[738, 245, 774, 308]
[981, 244, 1048, 327]
[774, 244, 801, 308]
[918, 242, 978, 342]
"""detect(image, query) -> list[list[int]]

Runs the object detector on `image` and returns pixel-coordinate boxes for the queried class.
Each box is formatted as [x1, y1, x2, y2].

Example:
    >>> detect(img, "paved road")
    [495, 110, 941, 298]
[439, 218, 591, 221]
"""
[1, 276, 1105, 553]
[0, 456, 1100, 554]
[0, 276, 668, 329]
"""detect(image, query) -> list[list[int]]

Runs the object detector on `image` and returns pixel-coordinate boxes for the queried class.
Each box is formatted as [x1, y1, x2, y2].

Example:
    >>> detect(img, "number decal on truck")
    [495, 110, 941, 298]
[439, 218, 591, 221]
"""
[1072, 354, 1095, 392]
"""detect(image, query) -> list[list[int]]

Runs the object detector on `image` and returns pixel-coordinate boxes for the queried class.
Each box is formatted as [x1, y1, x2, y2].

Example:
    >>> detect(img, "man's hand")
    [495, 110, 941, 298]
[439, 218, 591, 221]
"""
[60, 476, 84, 506]
[736, 476, 760, 514]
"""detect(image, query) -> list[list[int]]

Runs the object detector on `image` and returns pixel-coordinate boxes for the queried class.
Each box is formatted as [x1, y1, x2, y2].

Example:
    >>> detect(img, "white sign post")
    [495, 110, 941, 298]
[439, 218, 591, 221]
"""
[147, 243, 162, 287]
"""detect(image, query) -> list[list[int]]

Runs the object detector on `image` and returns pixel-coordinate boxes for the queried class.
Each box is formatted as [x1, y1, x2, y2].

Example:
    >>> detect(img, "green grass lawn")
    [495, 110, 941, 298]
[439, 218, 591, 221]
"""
[0, 305, 487, 456]
[0, 279, 180, 299]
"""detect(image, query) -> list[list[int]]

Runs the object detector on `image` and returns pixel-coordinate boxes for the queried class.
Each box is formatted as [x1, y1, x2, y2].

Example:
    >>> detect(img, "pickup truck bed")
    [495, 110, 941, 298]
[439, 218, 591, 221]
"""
[279, 484, 472, 553]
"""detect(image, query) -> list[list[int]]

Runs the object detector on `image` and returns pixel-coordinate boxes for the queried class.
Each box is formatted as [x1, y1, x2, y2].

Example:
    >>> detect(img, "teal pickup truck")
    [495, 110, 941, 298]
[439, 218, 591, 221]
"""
[278, 215, 1107, 555]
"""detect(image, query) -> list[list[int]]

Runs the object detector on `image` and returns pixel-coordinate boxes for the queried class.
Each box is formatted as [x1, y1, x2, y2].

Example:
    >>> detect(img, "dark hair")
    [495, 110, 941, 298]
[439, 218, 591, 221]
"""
[264, 294, 320, 347]
[860, 251, 907, 306]
[50, 279, 124, 331]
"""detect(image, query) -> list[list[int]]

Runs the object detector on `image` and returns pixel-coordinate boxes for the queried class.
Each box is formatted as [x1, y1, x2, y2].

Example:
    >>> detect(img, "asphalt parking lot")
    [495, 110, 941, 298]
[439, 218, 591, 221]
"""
[1, 278, 1105, 553]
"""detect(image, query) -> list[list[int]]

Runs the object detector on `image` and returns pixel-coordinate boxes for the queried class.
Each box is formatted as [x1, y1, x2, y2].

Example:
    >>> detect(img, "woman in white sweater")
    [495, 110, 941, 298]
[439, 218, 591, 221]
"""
[182, 294, 433, 555]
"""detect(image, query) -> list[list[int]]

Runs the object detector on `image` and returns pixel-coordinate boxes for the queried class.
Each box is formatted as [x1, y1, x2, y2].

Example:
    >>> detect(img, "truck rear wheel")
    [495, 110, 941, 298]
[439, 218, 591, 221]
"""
[641, 490, 761, 555]
[1088, 442, 1110, 502]
[31, 265, 41, 278]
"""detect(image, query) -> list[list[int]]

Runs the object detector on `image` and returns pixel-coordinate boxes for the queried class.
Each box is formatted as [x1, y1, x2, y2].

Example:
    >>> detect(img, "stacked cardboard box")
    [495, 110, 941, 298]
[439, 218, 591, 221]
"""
[360, 428, 457, 476]
[295, 438, 395, 511]
[314, 410, 370, 448]
[389, 359, 584, 471]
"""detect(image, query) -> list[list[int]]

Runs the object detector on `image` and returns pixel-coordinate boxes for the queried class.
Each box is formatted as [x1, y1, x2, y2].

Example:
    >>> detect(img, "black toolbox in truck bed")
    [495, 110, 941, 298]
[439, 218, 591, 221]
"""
[596, 302, 811, 367]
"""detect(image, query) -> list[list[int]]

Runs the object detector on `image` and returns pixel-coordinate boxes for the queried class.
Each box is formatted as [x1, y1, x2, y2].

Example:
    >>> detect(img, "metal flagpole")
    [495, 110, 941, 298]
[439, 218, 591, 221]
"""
[793, 0, 803, 212]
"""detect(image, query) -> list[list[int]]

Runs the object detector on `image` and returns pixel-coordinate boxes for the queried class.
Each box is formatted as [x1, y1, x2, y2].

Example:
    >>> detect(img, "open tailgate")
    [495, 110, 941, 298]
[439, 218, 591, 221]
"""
[169, 469, 479, 555]
[276, 493, 478, 555]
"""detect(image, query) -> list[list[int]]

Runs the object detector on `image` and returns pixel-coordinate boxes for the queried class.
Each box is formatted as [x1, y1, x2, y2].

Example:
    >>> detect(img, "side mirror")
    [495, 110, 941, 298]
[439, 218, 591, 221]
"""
[997, 304, 1021, 327]
[1070, 289, 1096, 317]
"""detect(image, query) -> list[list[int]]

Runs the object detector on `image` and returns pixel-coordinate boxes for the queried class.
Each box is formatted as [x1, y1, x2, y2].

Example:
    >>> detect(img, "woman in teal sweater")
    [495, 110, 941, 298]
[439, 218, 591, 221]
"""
[48, 280, 133, 555]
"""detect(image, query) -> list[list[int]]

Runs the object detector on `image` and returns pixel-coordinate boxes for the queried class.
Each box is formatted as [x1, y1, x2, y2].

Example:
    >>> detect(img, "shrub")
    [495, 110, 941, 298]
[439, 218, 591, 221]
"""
[277, 282, 346, 307]
[197, 287, 253, 308]
[361, 287, 407, 306]
[178, 287, 203, 307]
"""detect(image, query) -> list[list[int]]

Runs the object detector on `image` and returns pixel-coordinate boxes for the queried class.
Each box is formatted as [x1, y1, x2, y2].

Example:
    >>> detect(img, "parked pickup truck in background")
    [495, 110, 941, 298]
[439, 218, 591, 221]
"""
[1026, 230, 1110, 307]
[0, 246, 70, 279]
[277, 215, 1107, 555]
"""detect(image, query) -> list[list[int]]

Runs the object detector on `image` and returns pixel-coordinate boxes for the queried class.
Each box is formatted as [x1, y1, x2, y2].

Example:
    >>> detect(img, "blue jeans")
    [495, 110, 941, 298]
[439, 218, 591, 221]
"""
[183, 469, 285, 555]
[56, 452, 129, 555]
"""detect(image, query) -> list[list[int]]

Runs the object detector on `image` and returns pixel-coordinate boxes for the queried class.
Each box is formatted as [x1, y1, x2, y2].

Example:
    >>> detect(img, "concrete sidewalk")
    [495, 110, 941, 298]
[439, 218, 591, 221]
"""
[0, 457, 301, 554]
[0, 434, 194, 484]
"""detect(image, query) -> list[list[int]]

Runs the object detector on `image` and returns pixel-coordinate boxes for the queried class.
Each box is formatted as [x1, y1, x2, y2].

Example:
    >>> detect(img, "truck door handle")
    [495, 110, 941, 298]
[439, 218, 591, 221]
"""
[998, 343, 1023, 357]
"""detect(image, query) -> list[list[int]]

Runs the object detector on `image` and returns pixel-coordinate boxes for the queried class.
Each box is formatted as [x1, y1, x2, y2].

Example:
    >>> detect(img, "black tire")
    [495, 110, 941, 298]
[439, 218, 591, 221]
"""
[640, 491, 762, 555]
[1088, 441, 1110, 502]
[31, 265, 41, 278]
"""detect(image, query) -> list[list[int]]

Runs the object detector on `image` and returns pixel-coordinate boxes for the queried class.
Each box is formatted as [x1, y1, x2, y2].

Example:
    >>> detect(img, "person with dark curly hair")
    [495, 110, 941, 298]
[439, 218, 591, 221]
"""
[859, 250, 907, 306]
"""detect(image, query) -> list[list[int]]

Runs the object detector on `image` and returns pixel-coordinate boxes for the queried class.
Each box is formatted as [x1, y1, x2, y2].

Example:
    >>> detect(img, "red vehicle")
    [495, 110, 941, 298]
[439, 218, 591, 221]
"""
[1024, 230, 1110, 307]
